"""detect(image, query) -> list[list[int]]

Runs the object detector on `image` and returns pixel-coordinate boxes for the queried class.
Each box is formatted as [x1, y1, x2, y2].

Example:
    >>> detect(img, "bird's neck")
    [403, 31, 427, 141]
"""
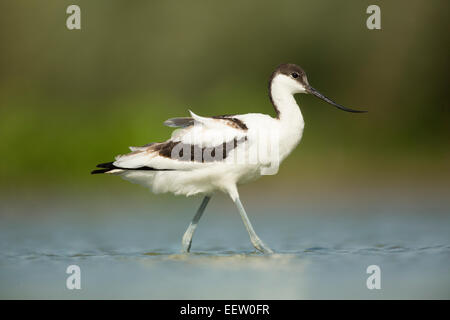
[269, 81, 304, 129]
[269, 81, 305, 160]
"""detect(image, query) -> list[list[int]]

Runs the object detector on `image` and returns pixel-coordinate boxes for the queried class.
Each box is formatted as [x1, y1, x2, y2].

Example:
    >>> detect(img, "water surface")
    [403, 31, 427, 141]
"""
[1, 195, 449, 299]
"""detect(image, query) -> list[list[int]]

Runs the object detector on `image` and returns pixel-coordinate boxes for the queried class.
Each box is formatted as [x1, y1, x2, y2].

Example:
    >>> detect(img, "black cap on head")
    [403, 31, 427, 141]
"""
[270, 63, 309, 87]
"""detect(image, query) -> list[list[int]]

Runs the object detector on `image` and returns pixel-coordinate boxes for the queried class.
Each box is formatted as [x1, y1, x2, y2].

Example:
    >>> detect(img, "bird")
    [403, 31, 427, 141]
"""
[91, 63, 366, 254]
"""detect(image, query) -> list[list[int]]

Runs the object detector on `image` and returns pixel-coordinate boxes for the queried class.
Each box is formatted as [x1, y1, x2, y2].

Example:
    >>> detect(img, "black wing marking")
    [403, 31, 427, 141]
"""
[155, 137, 247, 163]
[212, 115, 248, 130]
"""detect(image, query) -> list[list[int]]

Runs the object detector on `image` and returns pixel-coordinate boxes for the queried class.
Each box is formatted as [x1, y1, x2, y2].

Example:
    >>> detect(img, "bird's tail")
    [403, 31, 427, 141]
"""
[91, 161, 175, 174]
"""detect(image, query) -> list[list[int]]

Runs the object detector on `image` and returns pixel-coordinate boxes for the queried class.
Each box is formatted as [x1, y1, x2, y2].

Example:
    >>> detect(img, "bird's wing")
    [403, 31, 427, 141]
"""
[113, 110, 248, 170]
[164, 111, 248, 130]
[163, 117, 194, 128]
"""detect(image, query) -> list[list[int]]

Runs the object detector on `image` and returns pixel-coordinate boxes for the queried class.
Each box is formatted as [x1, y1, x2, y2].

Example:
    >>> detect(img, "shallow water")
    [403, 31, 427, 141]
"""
[0, 195, 449, 299]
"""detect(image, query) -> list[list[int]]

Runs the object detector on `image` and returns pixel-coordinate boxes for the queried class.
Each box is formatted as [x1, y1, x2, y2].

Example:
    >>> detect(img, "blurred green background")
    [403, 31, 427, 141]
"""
[0, 0, 449, 198]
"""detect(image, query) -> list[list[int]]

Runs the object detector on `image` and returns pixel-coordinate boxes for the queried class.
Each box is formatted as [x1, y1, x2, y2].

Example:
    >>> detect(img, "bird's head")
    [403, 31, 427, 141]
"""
[270, 63, 367, 113]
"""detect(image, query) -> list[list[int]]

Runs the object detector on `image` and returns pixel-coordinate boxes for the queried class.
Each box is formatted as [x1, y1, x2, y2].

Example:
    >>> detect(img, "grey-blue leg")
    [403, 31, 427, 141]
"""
[234, 197, 274, 254]
[181, 195, 211, 253]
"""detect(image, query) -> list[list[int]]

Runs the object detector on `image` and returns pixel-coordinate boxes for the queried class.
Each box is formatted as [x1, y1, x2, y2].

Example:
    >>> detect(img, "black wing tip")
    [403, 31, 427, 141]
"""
[91, 168, 111, 174]
[91, 161, 117, 175]
[96, 162, 115, 169]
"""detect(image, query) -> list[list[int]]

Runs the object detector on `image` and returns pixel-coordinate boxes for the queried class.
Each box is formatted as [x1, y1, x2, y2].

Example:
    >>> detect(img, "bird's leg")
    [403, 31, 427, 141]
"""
[181, 195, 211, 253]
[234, 197, 274, 254]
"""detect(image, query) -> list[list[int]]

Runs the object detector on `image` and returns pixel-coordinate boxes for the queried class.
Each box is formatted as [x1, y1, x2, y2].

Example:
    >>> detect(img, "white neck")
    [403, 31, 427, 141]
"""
[269, 75, 305, 159]
[270, 76, 304, 126]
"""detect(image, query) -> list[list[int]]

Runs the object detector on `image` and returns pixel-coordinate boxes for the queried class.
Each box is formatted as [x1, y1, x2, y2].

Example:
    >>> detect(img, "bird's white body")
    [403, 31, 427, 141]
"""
[111, 74, 305, 201]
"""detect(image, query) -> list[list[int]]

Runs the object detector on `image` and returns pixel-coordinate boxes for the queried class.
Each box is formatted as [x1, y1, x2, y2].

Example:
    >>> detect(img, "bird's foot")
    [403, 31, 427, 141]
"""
[252, 238, 274, 254]
[181, 243, 191, 253]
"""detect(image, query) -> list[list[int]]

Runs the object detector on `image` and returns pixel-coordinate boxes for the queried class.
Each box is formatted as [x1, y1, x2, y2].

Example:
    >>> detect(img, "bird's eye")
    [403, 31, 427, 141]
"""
[291, 73, 299, 78]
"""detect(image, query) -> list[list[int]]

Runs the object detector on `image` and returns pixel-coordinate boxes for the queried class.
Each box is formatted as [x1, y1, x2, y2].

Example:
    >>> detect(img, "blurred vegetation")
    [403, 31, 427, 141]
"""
[0, 0, 449, 192]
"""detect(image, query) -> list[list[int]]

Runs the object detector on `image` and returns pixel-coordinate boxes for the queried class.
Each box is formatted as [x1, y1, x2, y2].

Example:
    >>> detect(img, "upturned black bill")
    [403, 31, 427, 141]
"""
[306, 86, 367, 113]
